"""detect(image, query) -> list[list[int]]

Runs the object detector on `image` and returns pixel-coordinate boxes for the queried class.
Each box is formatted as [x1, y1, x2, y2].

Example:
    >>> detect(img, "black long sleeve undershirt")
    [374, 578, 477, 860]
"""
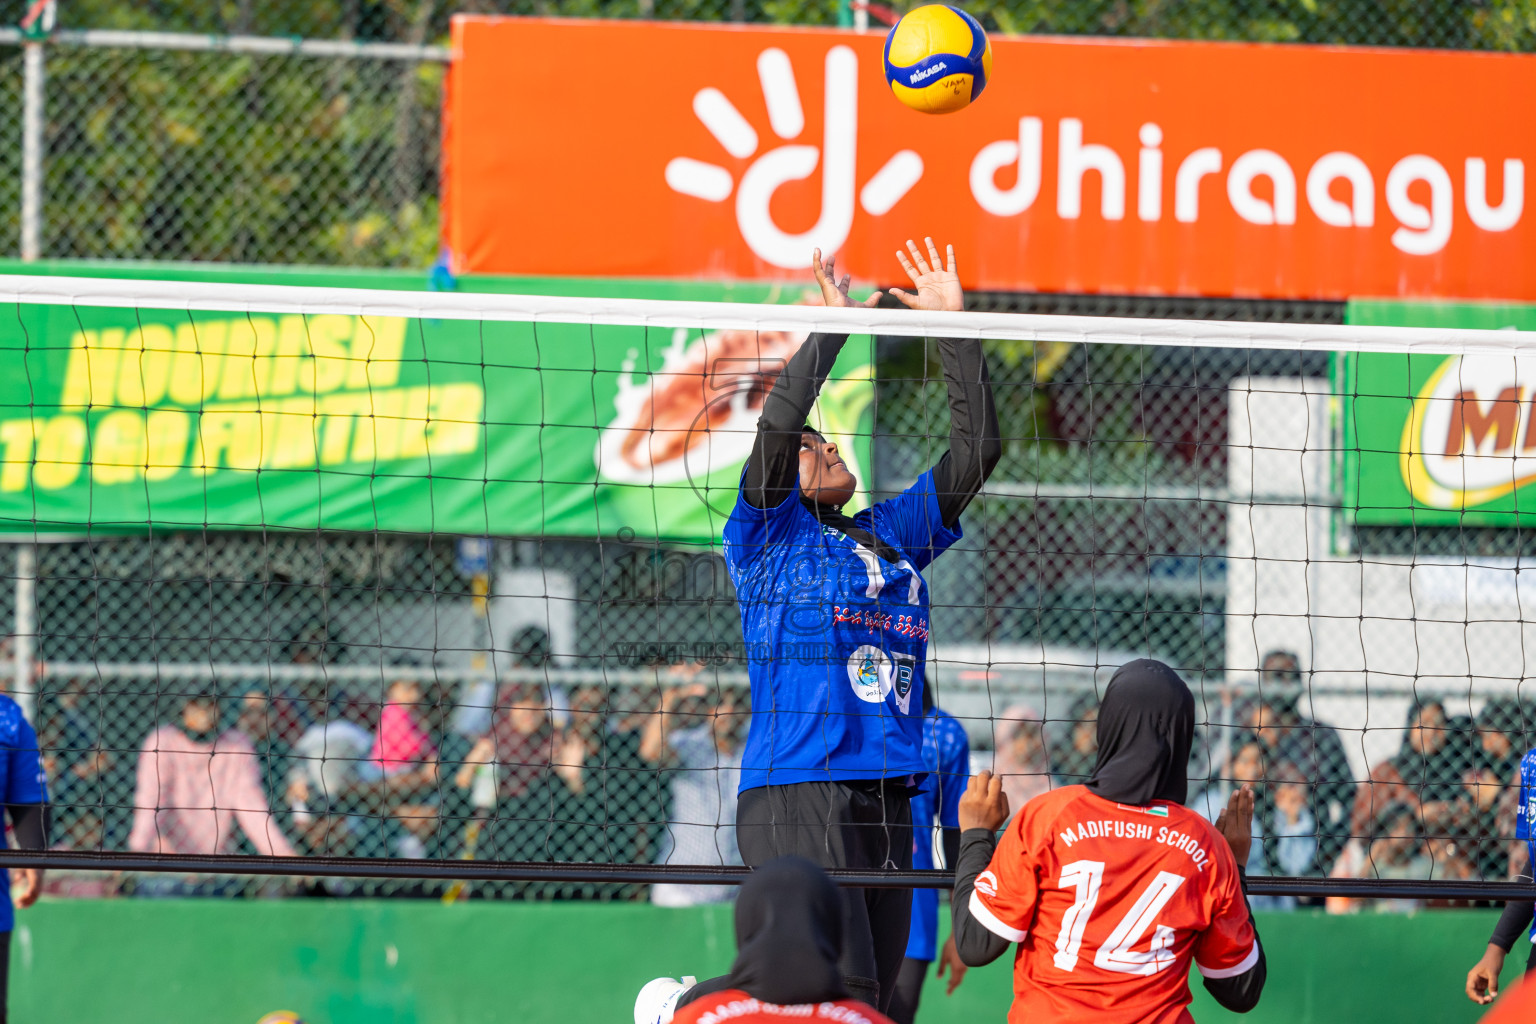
[950, 827, 1266, 1013]
[740, 332, 1000, 546]
[8, 803, 48, 851]
[1490, 898, 1535, 953]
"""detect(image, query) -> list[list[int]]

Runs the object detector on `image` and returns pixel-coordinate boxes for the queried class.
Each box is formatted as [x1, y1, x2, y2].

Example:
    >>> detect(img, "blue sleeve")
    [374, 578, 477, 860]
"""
[865, 468, 963, 571]
[723, 468, 805, 572]
[1518, 763, 1532, 842]
[936, 717, 971, 829]
[6, 713, 47, 805]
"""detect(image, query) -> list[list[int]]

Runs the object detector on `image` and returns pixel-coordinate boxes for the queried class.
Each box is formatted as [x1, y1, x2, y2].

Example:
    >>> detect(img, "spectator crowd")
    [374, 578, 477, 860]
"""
[25, 644, 1536, 910]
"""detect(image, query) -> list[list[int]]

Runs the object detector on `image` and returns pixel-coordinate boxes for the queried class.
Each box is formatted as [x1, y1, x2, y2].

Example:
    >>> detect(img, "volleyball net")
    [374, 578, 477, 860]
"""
[2, 273, 1535, 902]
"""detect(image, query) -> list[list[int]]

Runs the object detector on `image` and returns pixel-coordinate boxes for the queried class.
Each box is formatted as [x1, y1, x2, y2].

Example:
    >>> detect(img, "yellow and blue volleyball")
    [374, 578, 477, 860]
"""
[883, 5, 992, 115]
[255, 1014, 306, 1024]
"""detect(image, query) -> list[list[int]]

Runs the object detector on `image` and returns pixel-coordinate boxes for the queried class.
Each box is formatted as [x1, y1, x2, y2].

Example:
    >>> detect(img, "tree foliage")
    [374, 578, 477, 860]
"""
[5, 0, 1528, 265]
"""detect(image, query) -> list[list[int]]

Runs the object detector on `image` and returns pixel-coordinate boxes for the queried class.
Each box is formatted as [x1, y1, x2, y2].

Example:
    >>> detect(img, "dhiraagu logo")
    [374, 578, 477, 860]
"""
[664, 46, 924, 269]
[1401, 354, 1536, 509]
[0, 315, 484, 492]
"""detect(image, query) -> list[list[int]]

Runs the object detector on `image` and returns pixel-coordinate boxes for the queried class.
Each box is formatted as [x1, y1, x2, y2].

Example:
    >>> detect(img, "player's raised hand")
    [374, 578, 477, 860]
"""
[1466, 945, 1507, 1004]
[958, 770, 1010, 833]
[890, 237, 963, 312]
[811, 249, 882, 308]
[1214, 783, 1255, 868]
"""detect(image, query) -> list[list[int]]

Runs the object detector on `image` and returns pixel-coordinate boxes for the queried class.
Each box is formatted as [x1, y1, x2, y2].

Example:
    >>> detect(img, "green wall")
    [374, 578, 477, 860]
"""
[6, 900, 1517, 1023]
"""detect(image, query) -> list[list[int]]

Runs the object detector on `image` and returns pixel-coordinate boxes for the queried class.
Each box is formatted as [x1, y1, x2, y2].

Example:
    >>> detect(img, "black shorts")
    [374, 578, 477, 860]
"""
[736, 779, 914, 1013]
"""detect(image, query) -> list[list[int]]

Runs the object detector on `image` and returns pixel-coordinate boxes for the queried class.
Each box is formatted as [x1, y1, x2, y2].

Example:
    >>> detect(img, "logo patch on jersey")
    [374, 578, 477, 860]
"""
[1116, 803, 1170, 817]
[847, 645, 892, 704]
[891, 652, 916, 715]
[975, 870, 999, 899]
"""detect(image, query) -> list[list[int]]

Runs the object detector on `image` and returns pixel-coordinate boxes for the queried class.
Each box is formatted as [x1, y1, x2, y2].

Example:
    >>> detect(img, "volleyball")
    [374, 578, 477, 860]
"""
[255, 1013, 306, 1024]
[882, 5, 992, 114]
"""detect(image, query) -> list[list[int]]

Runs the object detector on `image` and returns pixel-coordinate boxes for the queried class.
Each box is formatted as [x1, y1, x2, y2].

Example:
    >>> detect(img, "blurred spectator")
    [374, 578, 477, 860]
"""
[1051, 694, 1098, 787]
[1349, 700, 1474, 851]
[1249, 651, 1356, 868]
[642, 683, 745, 907]
[1192, 739, 1268, 879]
[1270, 763, 1320, 880]
[992, 705, 1051, 817]
[39, 680, 112, 836]
[236, 687, 303, 814]
[1465, 698, 1531, 879]
[129, 687, 297, 865]
[285, 693, 374, 854]
[1328, 802, 1432, 914]
[364, 677, 441, 858]
[453, 626, 553, 741]
[456, 682, 581, 862]
[555, 681, 668, 876]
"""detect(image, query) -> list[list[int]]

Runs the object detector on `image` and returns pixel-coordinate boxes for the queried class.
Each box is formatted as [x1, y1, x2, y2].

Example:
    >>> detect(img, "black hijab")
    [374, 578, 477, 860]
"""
[1086, 659, 1196, 807]
[727, 856, 847, 1005]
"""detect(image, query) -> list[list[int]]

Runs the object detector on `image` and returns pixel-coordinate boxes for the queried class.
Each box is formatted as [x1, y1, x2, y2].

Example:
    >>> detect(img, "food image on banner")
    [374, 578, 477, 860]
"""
[595, 324, 872, 527]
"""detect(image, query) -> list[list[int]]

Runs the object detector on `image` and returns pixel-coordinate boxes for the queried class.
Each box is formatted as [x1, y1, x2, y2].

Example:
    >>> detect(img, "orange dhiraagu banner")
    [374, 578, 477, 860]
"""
[445, 17, 1535, 300]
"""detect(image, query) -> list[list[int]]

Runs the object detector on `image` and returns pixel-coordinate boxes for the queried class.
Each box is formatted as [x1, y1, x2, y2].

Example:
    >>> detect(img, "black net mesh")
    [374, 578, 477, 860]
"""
[0, 292, 1523, 909]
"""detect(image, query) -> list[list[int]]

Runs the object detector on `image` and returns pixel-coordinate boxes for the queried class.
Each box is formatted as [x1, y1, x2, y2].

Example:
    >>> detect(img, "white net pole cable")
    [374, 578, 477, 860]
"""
[0, 273, 1531, 356]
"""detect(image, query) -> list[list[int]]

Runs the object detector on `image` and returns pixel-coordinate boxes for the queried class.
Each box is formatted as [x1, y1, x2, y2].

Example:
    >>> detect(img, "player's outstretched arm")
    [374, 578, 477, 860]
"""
[740, 249, 868, 511]
[891, 239, 1001, 530]
[949, 771, 1014, 968]
[1469, 898, 1534, 1004]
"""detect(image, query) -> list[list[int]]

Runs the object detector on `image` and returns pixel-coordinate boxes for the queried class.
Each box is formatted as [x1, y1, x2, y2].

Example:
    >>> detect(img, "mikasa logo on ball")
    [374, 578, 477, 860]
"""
[909, 62, 947, 85]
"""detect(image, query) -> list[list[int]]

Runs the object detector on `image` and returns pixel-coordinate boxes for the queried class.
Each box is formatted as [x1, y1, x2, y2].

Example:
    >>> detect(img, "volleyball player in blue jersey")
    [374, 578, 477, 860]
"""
[888, 690, 973, 1024]
[640, 239, 999, 1023]
[0, 694, 48, 1024]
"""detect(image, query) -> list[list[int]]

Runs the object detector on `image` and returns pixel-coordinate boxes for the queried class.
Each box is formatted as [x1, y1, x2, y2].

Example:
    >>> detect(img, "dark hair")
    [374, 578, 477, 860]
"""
[1478, 698, 1530, 746]
[512, 626, 552, 668]
[1260, 650, 1302, 683]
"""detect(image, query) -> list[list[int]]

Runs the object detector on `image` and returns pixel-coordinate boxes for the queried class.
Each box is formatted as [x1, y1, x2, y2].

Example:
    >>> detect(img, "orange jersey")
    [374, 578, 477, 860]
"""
[970, 785, 1258, 1024]
[671, 990, 896, 1024]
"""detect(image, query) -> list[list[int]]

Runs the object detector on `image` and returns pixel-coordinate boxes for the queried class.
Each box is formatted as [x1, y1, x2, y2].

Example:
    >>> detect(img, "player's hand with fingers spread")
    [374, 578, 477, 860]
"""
[891, 237, 963, 313]
[811, 248, 883, 309]
[937, 935, 968, 995]
[958, 769, 1010, 833]
[1214, 783, 1255, 868]
[1466, 944, 1507, 1005]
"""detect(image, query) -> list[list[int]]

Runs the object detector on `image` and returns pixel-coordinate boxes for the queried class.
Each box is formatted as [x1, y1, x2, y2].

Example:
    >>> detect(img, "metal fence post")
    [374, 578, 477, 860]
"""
[19, 2, 55, 263]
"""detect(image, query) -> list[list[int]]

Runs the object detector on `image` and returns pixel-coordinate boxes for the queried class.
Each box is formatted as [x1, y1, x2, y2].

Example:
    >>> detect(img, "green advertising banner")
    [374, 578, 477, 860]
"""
[1342, 299, 1536, 525]
[0, 263, 873, 540]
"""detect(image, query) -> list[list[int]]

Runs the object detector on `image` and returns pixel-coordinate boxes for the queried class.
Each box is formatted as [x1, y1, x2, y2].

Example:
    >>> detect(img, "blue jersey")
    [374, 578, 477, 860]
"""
[1517, 747, 1536, 940]
[723, 468, 961, 791]
[0, 698, 46, 932]
[906, 708, 970, 962]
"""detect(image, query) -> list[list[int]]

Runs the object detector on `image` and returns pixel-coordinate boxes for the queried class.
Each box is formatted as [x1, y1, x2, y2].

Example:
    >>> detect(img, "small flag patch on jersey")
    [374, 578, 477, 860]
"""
[1119, 803, 1170, 817]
